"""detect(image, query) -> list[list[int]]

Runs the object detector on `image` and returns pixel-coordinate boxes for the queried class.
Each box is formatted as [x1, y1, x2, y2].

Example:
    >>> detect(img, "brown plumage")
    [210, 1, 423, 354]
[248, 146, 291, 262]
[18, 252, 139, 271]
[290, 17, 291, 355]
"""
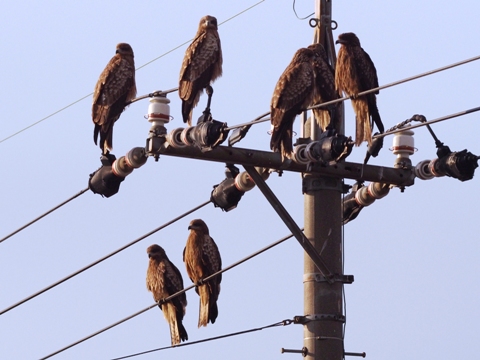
[179, 15, 223, 126]
[270, 47, 317, 159]
[307, 43, 341, 132]
[146, 244, 188, 345]
[183, 219, 222, 327]
[92, 43, 136, 154]
[335, 32, 384, 146]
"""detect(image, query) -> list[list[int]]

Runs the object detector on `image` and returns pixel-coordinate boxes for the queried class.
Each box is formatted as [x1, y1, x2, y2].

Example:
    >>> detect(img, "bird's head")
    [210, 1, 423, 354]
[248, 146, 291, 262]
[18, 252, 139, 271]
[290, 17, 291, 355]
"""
[115, 43, 134, 57]
[307, 43, 328, 63]
[291, 47, 316, 63]
[147, 244, 166, 259]
[188, 219, 209, 234]
[335, 32, 361, 47]
[200, 15, 218, 30]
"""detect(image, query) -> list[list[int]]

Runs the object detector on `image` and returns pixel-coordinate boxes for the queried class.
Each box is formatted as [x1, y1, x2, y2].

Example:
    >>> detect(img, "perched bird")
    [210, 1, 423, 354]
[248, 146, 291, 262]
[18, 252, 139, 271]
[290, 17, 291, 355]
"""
[270, 47, 317, 159]
[92, 43, 136, 154]
[335, 32, 384, 148]
[183, 219, 222, 327]
[307, 43, 341, 132]
[179, 15, 223, 126]
[146, 244, 188, 345]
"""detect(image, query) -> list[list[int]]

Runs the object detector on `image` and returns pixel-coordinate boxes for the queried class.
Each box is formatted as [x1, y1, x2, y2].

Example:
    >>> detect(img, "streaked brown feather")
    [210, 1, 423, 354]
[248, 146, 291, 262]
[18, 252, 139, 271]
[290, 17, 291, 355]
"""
[92, 43, 136, 154]
[307, 43, 340, 131]
[335, 32, 382, 146]
[179, 16, 223, 125]
[146, 244, 188, 345]
[270, 47, 316, 159]
[183, 219, 222, 327]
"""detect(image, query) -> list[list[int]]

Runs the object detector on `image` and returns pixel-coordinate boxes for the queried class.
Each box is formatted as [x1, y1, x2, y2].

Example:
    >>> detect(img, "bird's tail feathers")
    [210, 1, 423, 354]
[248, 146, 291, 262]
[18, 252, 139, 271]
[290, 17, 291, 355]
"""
[198, 284, 210, 328]
[352, 98, 372, 146]
[270, 128, 293, 160]
[162, 302, 184, 345]
[208, 282, 219, 324]
[313, 108, 330, 132]
[368, 96, 384, 134]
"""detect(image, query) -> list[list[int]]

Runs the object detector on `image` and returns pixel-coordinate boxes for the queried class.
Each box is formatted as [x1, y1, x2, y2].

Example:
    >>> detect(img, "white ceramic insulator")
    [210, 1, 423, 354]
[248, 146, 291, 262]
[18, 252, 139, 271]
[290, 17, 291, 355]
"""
[235, 172, 255, 192]
[355, 186, 376, 207]
[367, 182, 390, 199]
[428, 158, 445, 178]
[112, 157, 133, 178]
[180, 127, 195, 146]
[414, 160, 434, 180]
[125, 147, 148, 169]
[392, 129, 415, 156]
[293, 144, 310, 164]
[148, 96, 170, 127]
[166, 128, 186, 148]
[305, 141, 320, 162]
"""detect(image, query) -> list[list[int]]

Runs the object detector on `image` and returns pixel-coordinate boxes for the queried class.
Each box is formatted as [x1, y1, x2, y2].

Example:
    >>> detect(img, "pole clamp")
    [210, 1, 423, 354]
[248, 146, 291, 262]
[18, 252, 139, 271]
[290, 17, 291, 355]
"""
[294, 314, 346, 324]
[303, 273, 354, 284]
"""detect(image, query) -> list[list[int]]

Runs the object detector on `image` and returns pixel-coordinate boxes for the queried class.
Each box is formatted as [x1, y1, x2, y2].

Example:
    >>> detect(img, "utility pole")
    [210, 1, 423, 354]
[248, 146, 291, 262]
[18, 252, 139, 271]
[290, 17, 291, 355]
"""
[303, 1, 345, 360]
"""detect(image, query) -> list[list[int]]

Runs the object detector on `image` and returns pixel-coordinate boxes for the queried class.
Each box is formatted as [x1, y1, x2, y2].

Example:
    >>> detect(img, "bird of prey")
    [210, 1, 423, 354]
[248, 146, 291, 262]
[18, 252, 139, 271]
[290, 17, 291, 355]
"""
[92, 43, 136, 155]
[270, 47, 317, 159]
[307, 43, 341, 132]
[179, 15, 223, 126]
[146, 244, 188, 345]
[335, 32, 384, 148]
[183, 219, 222, 327]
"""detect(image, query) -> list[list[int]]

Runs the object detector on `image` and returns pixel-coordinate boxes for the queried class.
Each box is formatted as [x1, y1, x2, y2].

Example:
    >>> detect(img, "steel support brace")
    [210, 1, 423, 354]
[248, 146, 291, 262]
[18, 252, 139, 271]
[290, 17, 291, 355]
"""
[243, 165, 335, 282]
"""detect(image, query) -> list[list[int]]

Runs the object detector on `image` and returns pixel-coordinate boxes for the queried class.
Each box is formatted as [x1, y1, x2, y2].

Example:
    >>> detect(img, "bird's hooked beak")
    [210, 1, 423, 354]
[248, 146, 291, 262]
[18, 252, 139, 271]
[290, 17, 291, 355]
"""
[115, 49, 119, 54]
[335, 39, 343, 45]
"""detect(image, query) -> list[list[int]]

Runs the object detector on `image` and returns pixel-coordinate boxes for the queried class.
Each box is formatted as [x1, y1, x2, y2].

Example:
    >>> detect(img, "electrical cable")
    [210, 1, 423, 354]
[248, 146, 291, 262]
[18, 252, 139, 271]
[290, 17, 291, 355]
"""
[0, 187, 89, 244]
[374, 105, 480, 139]
[0, 0, 266, 145]
[223, 54, 480, 133]
[38, 231, 296, 359]
[292, 0, 315, 20]
[0, 200, 211, 316]
[308, 54, 480, 111]
[110, 319, 294, 360]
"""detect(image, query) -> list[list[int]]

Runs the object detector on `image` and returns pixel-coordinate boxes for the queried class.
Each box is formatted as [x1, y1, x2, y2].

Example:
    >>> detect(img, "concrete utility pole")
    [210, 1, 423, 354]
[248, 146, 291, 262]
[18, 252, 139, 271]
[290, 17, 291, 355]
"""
[303, 1, 345, 360]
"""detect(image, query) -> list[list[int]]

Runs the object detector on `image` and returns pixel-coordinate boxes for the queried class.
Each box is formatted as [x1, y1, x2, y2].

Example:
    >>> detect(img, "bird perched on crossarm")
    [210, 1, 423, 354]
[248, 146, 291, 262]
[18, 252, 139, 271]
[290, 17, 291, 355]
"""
[179, 15, 223, 126]
[92, 43, 136, 155]
[183, 219, 222, 327]
[307, 43, 341, 132]
[146, 244, 188, 345]
[270, 47, 317, 160]
[335, 33, 384, 154]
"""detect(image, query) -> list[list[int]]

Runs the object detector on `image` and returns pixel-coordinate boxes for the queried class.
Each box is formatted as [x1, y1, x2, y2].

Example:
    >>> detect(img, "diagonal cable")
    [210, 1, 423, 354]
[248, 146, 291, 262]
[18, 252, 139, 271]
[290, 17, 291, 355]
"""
[0, 0, 266, 145]
[110, 319, 293, 360]
[0, 200, 211, 316]
[0, 187, 89, 244]
[38, 231, 296, 359]
[374, 106, 480, 138]
[308, 54, 480, 111]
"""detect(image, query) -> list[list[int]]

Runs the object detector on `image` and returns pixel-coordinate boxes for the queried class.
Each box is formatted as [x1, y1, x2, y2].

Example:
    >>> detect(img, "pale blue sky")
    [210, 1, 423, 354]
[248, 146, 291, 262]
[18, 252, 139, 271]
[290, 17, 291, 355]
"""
[1, 1, 480, 359]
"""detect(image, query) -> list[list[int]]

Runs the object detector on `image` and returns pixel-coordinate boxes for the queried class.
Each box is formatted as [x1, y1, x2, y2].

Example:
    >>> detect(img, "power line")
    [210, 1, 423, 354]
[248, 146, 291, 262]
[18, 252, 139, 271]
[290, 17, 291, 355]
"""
[0, 187, 89, 244]
[374, 105, 480, 138]
[224, 54, 480, 132]
[38, 231, 296, 359]
[308, 54, 480, 111]
[0, 0, 266, 145]
[0, 200, 211, 316]
[292, 0, 315, 20]
[110, 319, 294, 360]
